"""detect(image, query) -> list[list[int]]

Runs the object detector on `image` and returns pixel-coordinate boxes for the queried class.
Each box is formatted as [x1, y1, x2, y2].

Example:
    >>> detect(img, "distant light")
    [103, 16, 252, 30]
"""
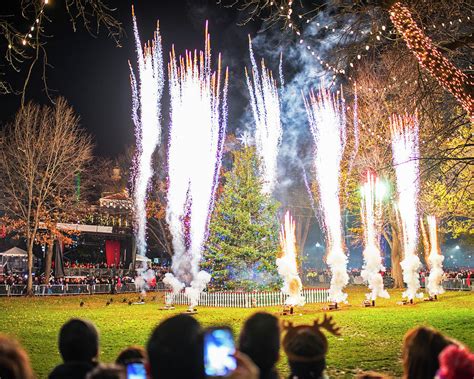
[315, 242, 321, 248]
[455, 245, 460, 250]
[450, 255, 453, 259]
[376, 179, 389, 200]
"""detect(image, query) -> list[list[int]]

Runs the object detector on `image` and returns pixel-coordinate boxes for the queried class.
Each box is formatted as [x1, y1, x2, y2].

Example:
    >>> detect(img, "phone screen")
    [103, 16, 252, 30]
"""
[204, 328, 237, 377]
[126, 362, 146, 379]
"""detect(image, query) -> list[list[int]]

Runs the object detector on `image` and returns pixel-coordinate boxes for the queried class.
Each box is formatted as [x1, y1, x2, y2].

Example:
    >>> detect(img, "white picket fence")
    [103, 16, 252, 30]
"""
[165, 288, 329, 308]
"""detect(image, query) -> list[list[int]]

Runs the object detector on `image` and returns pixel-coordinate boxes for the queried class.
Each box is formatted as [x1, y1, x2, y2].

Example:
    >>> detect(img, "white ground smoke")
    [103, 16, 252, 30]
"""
[245, 38, 283, 194]
[277, 211, 305, 306]
[391, 113, 422, 300]
[360, 173, 389, 301]
[165, 24, 228, 307]
[304, 87, 349, 303]
[426, 215, 445, 296]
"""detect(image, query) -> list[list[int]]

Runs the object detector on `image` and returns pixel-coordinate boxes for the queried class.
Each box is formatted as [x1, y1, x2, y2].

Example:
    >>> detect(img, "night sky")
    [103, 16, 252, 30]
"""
[0, 0, 259, 156]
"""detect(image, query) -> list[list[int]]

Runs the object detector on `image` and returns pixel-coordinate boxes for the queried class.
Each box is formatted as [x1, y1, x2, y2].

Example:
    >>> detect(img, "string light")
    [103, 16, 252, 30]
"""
[390, 2, 473, 115]
[278, 2, 471, 85]
[7, 1, 49, 52]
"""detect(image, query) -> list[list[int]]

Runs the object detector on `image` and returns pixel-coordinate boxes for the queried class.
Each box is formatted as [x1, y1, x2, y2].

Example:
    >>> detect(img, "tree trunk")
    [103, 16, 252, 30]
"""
[44, 240, 54, 284]
[391, 224, 404, 288]
[27, 241, 34, 296]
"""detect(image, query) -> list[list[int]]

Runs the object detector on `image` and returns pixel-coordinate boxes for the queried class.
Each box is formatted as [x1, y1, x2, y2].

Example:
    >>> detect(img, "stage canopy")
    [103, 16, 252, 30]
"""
[0, 247, 27, 257]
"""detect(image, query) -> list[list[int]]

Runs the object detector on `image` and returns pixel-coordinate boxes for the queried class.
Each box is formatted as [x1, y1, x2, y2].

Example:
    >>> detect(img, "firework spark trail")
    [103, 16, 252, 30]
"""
[391, 113, 422, 300]
[302, 167, 318, 218]
[164, 23, 228, 307]
[360, 172, 389, 301]
[426, 215, 445, 296]
[245, 38, 283, 194]
[277, 211, 305, 306]
[129, 9, 164, 274]
[304, 87, 349, 303]
[345, 87, 359, 188]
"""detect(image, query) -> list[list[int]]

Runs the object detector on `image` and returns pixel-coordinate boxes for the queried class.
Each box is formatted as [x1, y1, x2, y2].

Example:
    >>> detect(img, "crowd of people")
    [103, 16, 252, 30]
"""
[0, 313, 473, 379]
[0, 263, 171, 289]
[304, 268, 472, 287]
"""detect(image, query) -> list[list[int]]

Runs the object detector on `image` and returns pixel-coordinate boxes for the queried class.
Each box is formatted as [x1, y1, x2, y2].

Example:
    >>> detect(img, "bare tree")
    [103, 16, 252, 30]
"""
[0, 98, 92, 294]
[1, 0, 122, 104]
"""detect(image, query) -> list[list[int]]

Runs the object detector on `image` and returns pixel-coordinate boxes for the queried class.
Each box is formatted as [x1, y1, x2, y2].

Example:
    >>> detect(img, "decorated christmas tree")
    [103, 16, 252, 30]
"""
[203, 146, 281, 290]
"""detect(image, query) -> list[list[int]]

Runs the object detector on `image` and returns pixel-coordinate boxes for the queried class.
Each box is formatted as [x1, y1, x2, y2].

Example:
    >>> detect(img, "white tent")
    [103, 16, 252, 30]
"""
[0, 247, 27, 257]
[135, 254, 151, 263]
[1, 247, 29, 273]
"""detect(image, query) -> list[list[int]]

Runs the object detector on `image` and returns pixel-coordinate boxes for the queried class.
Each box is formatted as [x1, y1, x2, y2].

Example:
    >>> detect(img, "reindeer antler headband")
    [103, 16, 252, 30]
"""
[282, 314, 341, 362]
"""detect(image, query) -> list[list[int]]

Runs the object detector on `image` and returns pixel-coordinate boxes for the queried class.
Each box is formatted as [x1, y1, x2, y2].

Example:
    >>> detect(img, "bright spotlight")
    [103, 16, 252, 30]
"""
[455, 245, 460, 250]
[375, 179, 389, 200]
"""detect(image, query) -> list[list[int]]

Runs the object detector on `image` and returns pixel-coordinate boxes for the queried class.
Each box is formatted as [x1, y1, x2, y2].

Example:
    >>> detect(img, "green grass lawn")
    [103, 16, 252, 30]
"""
[0, 287, 472, 378]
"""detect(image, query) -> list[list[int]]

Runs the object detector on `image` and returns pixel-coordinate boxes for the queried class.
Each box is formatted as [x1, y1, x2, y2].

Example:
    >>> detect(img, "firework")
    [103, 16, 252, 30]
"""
[245, 38, 282, 193]
[426, 215, 445, 297]
[360, 172, 389, 301]
[304, 87, 348, 303]
[129, 9, 164, 267]
[390, 113, 422, 300]
[164, 22, 228, 307]
[277, 211, 305, 306]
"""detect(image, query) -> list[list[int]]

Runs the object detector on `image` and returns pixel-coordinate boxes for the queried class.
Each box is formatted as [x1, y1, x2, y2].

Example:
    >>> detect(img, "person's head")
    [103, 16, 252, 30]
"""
[59, 318, 99, 363]
[0, 334, 34, 379]
[402, 326, 458, 379]
[115, 345, 147, 366]
[282, 315, 340, 379]
[147, 314, 204, 379]
[437, 344, 474, 379]
[86, 364, 126, 379]
[239, 312, 280, 378]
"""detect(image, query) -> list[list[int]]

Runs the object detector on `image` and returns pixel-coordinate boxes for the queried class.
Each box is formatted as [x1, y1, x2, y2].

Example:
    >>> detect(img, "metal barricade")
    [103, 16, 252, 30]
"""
[9, 285, 26, 296]
[92, 284, 112, 294]
[442, 278, 471, 291]
[117, 283, 137, 293]
[65, 284, 89, 294]
[0, 285, 9, 296]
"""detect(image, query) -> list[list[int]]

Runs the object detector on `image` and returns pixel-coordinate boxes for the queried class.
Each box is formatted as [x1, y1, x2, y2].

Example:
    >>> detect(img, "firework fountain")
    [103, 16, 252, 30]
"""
[390, 113, 422, 301]
[304, 87, 349, 303]
[360, 172, 390, 302]
[277, 211, 305, 306]
[163, 23, 228, 308]
[426, 215, 445, 297]
[245, 38, 283, 193]
[129, 9, 164, 288]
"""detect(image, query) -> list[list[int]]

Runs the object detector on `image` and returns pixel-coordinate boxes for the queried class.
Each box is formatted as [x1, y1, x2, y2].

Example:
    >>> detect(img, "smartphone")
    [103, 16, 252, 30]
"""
[126, 362, 146, 379]
[204, 327, 237, 377]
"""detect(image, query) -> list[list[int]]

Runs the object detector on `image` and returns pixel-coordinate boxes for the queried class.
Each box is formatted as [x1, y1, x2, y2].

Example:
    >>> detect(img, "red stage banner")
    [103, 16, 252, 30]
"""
[105, 240, 120, 267]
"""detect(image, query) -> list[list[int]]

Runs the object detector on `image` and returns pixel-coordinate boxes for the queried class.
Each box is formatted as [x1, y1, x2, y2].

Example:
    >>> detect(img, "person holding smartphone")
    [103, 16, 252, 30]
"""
[203, 326, 259, 379]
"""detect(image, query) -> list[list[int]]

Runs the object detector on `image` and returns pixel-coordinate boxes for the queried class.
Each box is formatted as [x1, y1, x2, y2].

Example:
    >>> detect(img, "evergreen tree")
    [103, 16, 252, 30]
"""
[203, 146, 281, 290]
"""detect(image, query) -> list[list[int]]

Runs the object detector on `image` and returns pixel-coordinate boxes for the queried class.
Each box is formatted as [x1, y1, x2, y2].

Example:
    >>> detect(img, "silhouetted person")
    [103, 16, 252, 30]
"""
[0, 334, 34, 379]
[283, 315, 340, 379]
[86, 364, 126, 379]
[239, 312, 280, 379]
[49, 318, 99, 379]
[115, 345, 147, 366]
[402, 326, 459, 379]
[147, 314, 204, 379]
